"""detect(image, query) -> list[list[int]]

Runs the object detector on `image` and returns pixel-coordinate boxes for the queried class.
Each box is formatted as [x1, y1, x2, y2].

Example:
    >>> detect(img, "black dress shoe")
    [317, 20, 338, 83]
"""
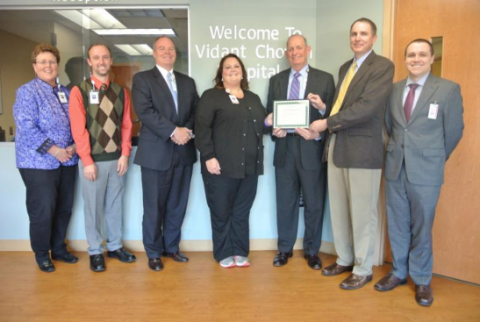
[107, 247, 136, 263]
[374, 273, 407, 292]
[148, 258, 164, 271]
[415, 284, 434, 307]
[273, 252, 293, 267]
[322, 263, 354, 276]
[37, 259, 55, 273]
[163, 251, 189, 263]
[304, 254, 322, 270]
[52, 252, 78, 264]
[90, 254, 106, 272]
[340, 273, 373, 290]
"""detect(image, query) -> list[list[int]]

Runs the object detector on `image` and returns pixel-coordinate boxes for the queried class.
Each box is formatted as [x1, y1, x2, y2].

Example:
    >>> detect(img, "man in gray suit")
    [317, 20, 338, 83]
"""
[310, 18, 394, 289]
[374, 39, 464, 307]
[266, 34, 335, 270]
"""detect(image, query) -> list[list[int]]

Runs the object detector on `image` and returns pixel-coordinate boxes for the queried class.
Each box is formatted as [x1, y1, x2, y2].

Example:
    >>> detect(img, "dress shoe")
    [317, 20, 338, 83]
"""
[51, 252, 78, 264]
[415, 284, 434, 307]
[148, 258, 164, 271]
[340, 273, 373, 290]
[37, 259, 55, 273]
[107, 247, 136, 263]
[322, 263, 354, 276]
[374, 273, 407, 292]
[89, 254, 106, 272]
[273, 252, 293, 267]
[304, 254, 322, 270]
[163, 251, 189, 263]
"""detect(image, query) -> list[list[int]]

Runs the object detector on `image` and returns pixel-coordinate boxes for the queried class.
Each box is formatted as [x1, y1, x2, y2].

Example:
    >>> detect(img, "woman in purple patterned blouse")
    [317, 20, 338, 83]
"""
[14, 44, 79, 273]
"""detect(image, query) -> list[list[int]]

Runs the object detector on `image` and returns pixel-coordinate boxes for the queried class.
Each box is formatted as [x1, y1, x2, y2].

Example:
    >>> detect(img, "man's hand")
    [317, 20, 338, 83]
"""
[307, 93, 326, 111]
[117, 156, 129, 177]
[172, 127, 192, 145]
[272, 128, 287, 138]
[84, 163, 98, 181]
[265, 113, 273, 126]
[206, 158, 221, 175]
[295, 127, 320, 140]
[309, 119, 328, 133]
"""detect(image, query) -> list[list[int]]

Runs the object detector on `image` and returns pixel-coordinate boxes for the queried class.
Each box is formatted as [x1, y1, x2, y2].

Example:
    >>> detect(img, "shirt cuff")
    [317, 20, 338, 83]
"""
[36, 138, 54, 155]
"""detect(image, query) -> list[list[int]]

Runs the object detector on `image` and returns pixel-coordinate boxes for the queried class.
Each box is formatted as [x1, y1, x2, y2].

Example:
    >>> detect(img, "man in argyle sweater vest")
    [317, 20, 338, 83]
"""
[69, 44, 135, 272]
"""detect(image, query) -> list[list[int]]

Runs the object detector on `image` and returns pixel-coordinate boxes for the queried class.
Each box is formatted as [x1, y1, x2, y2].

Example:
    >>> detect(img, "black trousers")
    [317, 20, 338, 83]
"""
[202, 172, 258, 261]
[275, 136, 327, 255]
[19, 166, 77, 262]
[141, 159, 193, 258]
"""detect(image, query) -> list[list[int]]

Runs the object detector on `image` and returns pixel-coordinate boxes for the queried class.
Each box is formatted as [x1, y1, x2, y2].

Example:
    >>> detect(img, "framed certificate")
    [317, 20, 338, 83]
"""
[273, 100, 310, 129]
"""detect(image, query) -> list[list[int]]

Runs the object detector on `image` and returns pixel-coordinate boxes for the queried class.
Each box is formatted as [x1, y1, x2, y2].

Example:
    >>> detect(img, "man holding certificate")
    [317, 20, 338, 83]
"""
[266, 34, 335, 270]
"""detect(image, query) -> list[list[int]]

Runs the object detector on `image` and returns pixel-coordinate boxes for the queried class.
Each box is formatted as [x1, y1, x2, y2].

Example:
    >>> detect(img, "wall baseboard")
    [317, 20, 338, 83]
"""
[0, 239, 337, 255]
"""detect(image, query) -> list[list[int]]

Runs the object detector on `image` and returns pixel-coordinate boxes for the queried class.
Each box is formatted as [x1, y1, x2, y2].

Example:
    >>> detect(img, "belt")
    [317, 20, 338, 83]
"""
[286, 132, 300, 137]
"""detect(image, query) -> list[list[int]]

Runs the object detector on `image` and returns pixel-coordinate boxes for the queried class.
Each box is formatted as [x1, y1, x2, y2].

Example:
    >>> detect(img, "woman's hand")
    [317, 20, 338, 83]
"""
[206, 158, 221, 175]
[48, 145, 72, 163]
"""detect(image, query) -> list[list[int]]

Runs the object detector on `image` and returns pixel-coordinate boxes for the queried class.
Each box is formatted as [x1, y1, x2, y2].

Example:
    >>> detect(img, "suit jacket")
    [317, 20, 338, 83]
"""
[327, 51, 394, 169]
[266, 66, 335, 170]
[132, 67, 199, 171]
[385, 73, 464, 185]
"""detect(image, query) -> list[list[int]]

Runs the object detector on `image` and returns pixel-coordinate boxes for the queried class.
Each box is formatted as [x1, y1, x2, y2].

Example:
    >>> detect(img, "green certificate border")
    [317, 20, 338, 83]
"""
[273, 100, 310, 128]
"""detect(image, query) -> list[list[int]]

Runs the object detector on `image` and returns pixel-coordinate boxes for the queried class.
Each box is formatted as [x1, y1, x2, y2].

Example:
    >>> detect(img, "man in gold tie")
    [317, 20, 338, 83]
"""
[310, 18, 394, 289]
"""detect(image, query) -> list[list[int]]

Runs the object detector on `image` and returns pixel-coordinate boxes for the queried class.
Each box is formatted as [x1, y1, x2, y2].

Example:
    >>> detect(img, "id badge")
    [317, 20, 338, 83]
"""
[89, 91, 99, 104]
[229, 95, 239, 104]
[58, 92, 68, 104]
[428, 103, 439, 120]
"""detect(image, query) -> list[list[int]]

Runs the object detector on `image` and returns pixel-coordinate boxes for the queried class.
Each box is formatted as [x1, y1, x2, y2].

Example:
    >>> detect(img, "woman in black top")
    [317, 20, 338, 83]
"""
[195, 53, 267, 268]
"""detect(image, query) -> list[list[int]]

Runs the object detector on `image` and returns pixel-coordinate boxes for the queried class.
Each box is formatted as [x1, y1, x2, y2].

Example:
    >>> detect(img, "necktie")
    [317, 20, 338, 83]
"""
[167, 72, 178, 112]
[404, 83, 419, 123]
[330, 61, 357, 116]
[288, 72, 301, 100]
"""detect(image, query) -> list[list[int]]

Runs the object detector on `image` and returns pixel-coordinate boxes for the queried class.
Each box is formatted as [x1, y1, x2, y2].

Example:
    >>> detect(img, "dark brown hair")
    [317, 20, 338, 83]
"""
[213, 53, 249, 90]
[404, 38, 434, 57]
[350, 17, 377, 36]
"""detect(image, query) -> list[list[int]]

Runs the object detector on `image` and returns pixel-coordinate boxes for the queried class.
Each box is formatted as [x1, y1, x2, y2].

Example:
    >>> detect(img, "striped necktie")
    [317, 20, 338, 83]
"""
[288, 72, 301, 100]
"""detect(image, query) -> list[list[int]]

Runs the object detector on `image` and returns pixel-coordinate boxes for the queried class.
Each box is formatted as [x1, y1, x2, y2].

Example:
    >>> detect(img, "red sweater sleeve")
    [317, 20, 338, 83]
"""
[121, 89, 133, 156]
[69, 86, 94, 166]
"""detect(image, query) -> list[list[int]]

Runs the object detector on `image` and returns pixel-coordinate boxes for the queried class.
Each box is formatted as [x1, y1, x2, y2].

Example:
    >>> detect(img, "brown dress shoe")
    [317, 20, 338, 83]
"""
[322, 263, 354, 276]
[340, 273, 373, 290]
[374, 273, 407, 292]
[415, 285, 434, 307]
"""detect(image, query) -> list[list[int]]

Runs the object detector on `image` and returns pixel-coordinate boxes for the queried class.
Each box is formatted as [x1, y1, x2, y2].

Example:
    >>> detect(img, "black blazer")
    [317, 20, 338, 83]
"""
[266, 66, 335, 170]
[132, 67, 199, 171]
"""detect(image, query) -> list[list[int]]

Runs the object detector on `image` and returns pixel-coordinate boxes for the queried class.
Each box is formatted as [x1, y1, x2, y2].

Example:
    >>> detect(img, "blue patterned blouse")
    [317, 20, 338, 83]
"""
[14, 78, 79, 169]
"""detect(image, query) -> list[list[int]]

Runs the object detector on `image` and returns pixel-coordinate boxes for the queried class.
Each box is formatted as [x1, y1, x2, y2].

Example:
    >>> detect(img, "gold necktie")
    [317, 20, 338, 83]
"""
[330, 61, 357, 116]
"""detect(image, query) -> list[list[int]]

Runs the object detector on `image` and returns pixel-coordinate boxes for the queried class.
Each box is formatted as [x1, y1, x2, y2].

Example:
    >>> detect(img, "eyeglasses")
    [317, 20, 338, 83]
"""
[35, 60, 58, 66]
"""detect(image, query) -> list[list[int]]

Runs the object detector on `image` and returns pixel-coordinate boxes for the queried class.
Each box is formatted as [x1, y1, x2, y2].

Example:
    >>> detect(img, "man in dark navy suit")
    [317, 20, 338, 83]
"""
[132, 36, 199, 271]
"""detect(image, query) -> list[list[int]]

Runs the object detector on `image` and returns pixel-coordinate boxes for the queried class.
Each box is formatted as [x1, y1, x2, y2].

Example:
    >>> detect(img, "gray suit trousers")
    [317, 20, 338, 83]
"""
[79, 160, 125, 255]
[386, 164, 441, 285]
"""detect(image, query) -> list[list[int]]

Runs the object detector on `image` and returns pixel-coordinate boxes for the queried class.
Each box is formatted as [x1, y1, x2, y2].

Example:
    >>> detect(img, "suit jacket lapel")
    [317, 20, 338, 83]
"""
[410, 74, 439, 123]
[396, 80, 408, 124]
[304, 65, 316, 98]
[347, 51, 376, 96]
[280, 70, 289, 99]
[153, 67, 176, 112]
[333, 60, 352, 103]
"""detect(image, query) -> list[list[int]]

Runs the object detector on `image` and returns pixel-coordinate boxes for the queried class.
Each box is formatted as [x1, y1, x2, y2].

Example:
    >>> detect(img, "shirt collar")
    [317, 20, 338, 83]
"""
[406, 72, 430, 87]
[353, 50, 373, 69]
[289, 64, 309, 78]
[156, 65, 174, 79]
[35, 77, 57, 90]
[90, 74, 110, 90]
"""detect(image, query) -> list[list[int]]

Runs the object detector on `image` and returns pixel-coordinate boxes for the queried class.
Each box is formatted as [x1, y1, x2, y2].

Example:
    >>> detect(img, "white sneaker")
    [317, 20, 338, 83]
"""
[219, 256, 236, 268]
[234, 256, 250, 267]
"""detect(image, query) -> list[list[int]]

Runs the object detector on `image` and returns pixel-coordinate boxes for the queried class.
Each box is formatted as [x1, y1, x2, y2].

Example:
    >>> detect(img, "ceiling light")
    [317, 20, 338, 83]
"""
[55, 9, 125, 30]
[115, 45, 142, 56]
[93, 29, 175, 36]
[131, 44, 153, 55]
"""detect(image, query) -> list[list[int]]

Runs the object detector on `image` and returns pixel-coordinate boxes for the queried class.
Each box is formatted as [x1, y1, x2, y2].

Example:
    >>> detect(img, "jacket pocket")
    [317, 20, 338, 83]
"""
[423, 149, 445, 157]
[348, 128, 372, 137]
